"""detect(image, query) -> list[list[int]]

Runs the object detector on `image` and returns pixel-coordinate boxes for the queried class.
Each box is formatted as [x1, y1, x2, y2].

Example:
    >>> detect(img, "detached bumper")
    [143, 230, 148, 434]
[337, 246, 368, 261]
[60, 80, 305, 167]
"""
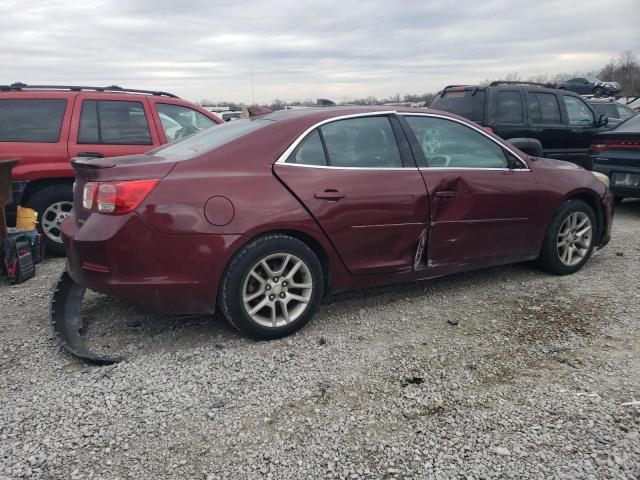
[598, 189, 614, 249]
[61, 213, 243, 314]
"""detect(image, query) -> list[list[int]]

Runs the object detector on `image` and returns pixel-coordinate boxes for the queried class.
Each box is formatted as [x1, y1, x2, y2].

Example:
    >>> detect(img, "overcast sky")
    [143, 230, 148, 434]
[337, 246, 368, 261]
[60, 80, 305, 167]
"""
[1, 0, 638, 104]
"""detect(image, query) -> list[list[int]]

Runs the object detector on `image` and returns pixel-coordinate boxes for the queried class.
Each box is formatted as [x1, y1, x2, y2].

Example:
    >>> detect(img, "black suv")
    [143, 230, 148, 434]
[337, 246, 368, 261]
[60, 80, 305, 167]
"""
[430, 81, 610, 165]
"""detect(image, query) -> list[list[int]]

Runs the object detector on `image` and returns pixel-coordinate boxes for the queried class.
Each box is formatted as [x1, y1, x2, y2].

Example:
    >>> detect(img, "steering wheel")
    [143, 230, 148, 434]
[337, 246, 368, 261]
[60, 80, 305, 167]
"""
[421, 128, 441, 154]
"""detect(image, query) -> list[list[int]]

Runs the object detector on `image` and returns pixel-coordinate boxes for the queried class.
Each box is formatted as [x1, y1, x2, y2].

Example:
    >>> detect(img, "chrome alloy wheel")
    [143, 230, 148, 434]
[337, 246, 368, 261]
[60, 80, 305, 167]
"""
[557, 211, 593, 267]
[242, 253, 314, 328]
[42, 201, 73, 243]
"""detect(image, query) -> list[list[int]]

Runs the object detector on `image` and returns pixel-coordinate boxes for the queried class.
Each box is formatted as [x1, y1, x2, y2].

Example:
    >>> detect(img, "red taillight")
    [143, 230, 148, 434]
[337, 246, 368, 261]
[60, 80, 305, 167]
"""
[82, 179, 158, 215]
[483, 125, 495, 133]
[589, 140, 640, 152]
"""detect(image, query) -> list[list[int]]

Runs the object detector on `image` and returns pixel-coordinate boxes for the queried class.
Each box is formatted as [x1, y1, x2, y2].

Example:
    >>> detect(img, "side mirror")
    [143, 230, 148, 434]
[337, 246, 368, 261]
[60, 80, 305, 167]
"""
[597, 114, 609, 127]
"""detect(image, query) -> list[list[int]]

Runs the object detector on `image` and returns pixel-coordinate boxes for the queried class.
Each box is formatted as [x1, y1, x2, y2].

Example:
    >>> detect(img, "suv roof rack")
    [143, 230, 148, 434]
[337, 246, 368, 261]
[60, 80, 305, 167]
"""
[489, 81, 554, 88]
[0, 82, 179, 98]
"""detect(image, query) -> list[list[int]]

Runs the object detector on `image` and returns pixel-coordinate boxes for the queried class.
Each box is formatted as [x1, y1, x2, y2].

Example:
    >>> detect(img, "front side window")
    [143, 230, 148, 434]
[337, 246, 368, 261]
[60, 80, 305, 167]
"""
[78, 100, 151, 145]
[496, 91, 523, 124]
[527, 92, 562, 124]
[156, 103, 216, 142]
[563, 96, 595, 126]
[286, 129, 327, 166]
[0, 99, 67, 143]
[319, 116, 402, 168]
[405, 116, 510, 169]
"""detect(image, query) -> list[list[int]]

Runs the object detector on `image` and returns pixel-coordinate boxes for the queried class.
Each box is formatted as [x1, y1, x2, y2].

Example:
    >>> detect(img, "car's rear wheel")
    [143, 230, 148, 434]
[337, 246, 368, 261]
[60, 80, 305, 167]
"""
[537, 199, 596, 275]
[593, 86, 604, 96]
[218, 234, 324, 339]
[26, 184, 73, 257]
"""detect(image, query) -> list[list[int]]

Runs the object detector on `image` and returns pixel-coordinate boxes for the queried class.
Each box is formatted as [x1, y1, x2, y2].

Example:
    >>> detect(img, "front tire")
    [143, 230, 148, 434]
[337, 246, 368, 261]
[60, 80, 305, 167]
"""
[218, 234, 324, 339]
[26, 184, 73, 257]
[537, 199, 596, 275]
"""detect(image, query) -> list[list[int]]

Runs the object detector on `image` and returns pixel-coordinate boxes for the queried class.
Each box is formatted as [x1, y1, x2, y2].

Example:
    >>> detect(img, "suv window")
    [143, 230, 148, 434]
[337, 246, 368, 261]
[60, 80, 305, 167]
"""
[563, 96, 595, 126]
[156, 104, 216, 142]
[286, 129, 327, 166]
[78, 100, 152, 145]
[0, 99, 67, 143]
[320, 116, 402, 168]
[496, 91, 523, 124]
[405, 116, 509, 169]
[431, 90, 486, 122]
[527, 92, 562, 124]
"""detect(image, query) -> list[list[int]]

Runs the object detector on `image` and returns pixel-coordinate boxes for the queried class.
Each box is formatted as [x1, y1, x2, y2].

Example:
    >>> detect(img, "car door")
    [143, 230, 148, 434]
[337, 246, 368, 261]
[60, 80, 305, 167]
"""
[526, 91, 567, 159]
[273, 113, 429, 275]
[560, 94, 603, 166]
[68, 94, 161, 159]
[400, 113, 539, 266]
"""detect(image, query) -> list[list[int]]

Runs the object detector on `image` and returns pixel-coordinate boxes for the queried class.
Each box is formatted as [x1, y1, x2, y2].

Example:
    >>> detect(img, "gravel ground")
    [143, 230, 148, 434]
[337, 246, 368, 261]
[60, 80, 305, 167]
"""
[1, 201, 639, 480]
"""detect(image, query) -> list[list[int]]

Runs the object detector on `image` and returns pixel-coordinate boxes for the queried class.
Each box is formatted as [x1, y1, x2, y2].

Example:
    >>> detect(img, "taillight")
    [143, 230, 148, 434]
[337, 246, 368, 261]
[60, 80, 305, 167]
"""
[483, 126, 494, 133]
[82, 182, 97, 209]
[589, 140, 640, 152]
[82, 179, 158, 215]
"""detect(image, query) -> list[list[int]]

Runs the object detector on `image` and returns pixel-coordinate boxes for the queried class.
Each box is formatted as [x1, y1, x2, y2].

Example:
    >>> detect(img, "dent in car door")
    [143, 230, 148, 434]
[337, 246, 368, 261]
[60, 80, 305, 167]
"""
[273, 115, 429, 275]
[401, 114, 539, 266]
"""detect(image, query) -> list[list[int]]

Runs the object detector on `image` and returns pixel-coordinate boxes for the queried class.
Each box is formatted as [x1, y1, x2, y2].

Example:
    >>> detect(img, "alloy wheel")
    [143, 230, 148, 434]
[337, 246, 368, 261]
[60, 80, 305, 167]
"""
[42, 201, 73, 243]
[557, 212, 593, 267]
[242, 253, 314, 328]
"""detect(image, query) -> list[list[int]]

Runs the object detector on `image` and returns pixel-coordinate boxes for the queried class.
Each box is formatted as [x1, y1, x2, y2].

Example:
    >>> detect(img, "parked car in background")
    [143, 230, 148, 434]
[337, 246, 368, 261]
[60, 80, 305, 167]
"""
[587, 114, 640, 202]
[430, 82, 610, 165]
[60, 107, 613, 343]
[0, 83, 222, 254]
[588, 98, 636, 126]
[555, 77, 620, 96]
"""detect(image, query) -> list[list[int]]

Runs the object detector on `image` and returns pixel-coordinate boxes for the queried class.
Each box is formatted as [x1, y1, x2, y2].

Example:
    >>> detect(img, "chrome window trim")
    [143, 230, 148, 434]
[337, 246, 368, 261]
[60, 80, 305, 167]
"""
[274, 111, 403, 169]
[418, 167, 530, 172]
[398, 112, 531, 171]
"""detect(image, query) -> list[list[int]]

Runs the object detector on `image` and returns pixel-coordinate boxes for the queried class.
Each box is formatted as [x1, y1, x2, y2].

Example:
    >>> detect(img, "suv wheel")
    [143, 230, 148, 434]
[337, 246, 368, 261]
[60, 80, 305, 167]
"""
[218, 234, 324, 339]
[537, 199, 596, 275]
[27, 185, 73, 256]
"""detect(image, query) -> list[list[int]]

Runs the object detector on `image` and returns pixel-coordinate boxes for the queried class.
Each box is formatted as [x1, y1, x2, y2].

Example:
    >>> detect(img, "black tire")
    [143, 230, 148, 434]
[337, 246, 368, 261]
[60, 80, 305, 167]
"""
[593, 86, 603, 96]
[26, 184, 73, 257]
[218, 234, 324, 339]
[537, 199, 597, 275]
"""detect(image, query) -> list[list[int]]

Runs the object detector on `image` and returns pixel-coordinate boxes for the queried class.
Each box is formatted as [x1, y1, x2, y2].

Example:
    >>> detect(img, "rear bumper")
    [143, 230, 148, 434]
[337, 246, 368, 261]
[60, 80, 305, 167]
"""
[591, 155, 640, 198]
[61, 212, 243, 314]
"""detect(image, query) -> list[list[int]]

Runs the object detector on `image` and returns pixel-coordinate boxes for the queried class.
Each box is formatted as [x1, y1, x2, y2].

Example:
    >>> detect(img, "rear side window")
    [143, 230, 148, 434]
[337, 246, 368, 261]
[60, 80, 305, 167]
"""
[431, 90, 486, 122]
[496, 91, 523, 124]
[320, 116, 402, 168]
[78, 100, 151, 145]
[0, 99, 67, 143]
[527, 92, 562, 124]
[563, 96, 594, 126]
[286, 129, 327, 166]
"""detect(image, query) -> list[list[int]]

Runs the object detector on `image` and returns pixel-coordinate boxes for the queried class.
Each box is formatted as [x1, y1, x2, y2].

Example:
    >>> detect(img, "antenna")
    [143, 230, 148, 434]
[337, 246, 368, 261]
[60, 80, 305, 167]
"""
[251, 72, 255, 105]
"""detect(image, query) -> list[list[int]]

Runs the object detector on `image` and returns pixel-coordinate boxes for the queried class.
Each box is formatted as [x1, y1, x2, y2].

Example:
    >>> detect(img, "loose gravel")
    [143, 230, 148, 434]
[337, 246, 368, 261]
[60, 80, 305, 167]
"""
[1, 201, 639, 479]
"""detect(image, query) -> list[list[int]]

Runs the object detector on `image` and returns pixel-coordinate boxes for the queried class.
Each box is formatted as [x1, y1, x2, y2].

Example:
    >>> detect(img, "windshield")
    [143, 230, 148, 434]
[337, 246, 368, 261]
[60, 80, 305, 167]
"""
[431, 90, 486, 122]
[151, 118, 271, 158]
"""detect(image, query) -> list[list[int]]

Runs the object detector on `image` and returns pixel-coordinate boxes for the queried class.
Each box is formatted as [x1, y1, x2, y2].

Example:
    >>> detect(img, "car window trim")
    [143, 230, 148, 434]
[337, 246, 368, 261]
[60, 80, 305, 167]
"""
[398, 112, 531, 171]
[275, 111, 413, 170]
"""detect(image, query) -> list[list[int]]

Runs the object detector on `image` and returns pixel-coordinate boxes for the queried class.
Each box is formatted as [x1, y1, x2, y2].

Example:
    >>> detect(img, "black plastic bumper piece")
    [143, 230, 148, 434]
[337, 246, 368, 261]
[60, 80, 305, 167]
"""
[49, 270, 124, 365]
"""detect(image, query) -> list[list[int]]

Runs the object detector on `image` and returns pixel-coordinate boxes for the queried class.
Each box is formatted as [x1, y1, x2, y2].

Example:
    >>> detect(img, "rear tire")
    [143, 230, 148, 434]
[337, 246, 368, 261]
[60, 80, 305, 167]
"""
[26, 184, 73, 257]
[537, 199, 596, 275]
[593, 86, 603, 96]
[218, 234, 324, 339]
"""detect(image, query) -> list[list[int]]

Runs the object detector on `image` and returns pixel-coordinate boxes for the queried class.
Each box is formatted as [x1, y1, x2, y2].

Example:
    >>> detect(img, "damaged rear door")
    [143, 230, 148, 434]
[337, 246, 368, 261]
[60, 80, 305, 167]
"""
[400, 113, 539, 266]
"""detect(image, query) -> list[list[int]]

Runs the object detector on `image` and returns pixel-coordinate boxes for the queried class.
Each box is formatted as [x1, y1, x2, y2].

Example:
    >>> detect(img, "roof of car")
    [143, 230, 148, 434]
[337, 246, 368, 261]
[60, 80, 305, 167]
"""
[0, 83, 178, 98]
[260, 105, 442, 123]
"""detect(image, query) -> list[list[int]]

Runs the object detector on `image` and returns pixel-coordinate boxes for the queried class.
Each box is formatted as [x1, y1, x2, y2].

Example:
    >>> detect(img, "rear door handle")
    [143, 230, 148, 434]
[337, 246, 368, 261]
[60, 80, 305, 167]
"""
[76, 152, 104, 158]
[314, 189, 345, 201]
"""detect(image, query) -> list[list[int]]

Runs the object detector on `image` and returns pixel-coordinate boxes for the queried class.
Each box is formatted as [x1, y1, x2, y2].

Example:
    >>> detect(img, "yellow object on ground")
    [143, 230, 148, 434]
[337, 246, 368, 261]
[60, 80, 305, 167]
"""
[16, 206, 38, 231]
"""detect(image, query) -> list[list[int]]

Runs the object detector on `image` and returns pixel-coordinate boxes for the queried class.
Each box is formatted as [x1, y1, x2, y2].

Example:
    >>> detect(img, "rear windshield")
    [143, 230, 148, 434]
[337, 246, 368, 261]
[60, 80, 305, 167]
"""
[431, 90, 486, 122]
[614, 114, 640, 132]
[151, 118, 271, 158]
[0, 99, 67, 142]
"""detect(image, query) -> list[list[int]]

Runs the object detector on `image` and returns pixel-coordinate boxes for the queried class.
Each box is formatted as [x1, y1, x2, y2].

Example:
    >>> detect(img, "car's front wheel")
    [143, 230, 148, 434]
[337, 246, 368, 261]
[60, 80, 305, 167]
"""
[218, 234, 324, 339]
[537, 199, 596, 275]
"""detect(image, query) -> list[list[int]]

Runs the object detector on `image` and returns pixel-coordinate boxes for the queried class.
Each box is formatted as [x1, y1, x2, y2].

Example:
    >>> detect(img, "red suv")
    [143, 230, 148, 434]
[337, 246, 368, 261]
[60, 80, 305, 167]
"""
[0, 83, 222, 254]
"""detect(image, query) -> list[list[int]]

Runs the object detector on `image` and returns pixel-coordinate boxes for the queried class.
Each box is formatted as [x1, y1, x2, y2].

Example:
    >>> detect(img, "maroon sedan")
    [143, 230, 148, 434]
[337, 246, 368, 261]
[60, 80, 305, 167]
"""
[58, 107, 613, 351]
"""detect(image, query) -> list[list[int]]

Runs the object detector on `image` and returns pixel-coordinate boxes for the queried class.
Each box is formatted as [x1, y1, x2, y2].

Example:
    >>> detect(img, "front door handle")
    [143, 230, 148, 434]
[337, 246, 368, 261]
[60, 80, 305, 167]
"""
[77, 151, 104, 158]
[314, 189, 345, 201]
[435, 190, 459, 200]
